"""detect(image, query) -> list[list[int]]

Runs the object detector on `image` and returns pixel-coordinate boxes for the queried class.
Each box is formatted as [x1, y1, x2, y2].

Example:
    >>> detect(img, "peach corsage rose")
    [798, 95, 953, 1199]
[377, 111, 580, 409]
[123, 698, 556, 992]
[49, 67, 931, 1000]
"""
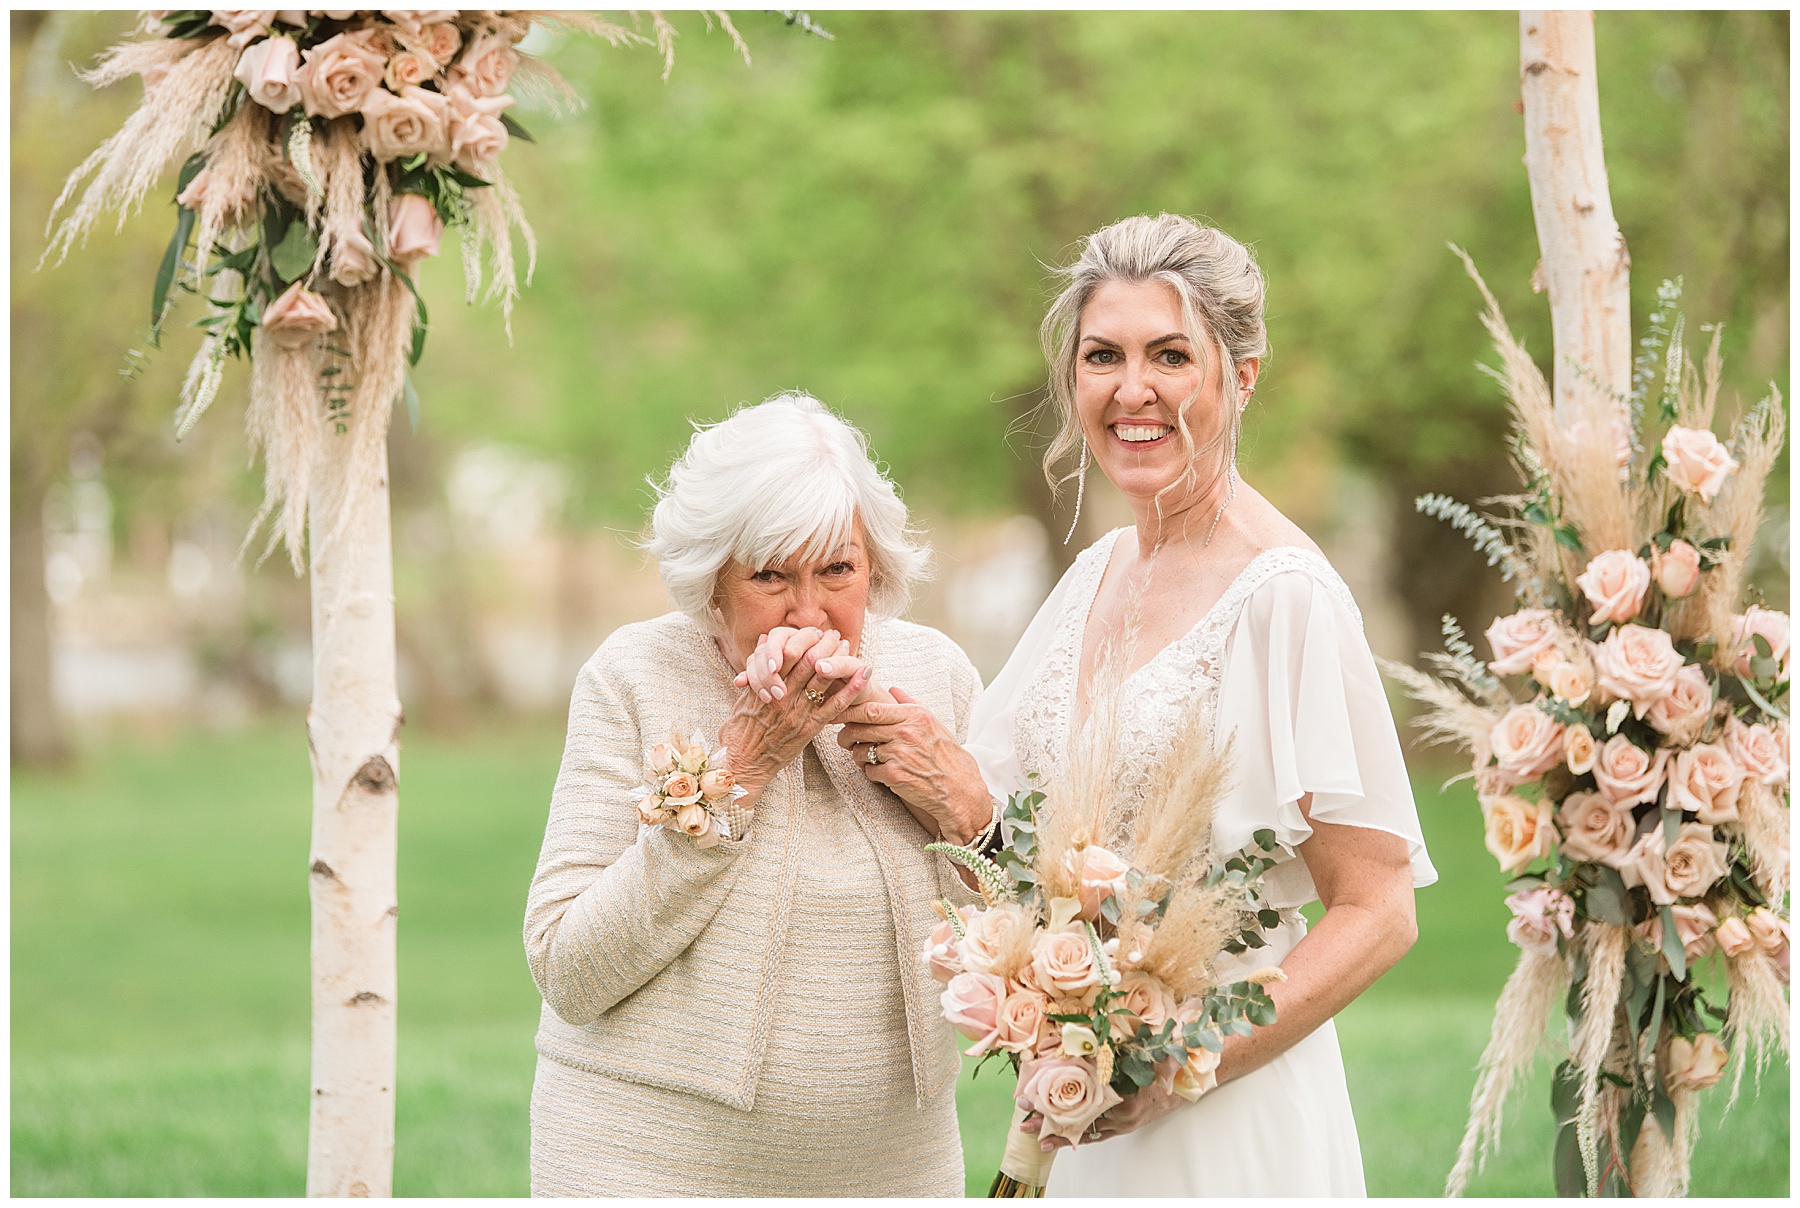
[632, 731, 747, 848]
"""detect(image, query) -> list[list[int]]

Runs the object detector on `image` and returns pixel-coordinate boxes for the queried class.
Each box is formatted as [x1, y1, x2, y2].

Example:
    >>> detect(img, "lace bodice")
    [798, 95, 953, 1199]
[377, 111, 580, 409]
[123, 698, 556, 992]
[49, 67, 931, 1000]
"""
[1013, 529, 1363, 811]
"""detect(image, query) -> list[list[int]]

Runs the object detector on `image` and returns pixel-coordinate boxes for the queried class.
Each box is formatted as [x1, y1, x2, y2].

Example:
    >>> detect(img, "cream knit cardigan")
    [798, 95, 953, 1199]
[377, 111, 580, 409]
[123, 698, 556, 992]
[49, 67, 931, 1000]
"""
[524, 611, 983, 1112]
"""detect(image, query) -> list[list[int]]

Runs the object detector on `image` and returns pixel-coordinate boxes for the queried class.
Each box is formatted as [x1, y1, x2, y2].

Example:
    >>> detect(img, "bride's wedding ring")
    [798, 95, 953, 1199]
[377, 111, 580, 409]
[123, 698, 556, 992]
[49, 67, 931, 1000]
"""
[804, 687, 829, 705]
[865, 744, 883, 766]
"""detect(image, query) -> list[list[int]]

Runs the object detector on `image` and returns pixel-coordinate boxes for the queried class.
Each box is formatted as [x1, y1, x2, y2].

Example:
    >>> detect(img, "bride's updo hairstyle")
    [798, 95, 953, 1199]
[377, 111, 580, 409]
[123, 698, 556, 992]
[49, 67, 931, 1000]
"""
[1039, 213, 1268, 501]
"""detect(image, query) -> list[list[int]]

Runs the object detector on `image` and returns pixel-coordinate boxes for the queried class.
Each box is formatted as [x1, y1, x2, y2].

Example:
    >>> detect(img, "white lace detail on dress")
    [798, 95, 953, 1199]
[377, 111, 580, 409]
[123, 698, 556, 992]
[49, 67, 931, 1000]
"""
[1012, 532, 1363, 826]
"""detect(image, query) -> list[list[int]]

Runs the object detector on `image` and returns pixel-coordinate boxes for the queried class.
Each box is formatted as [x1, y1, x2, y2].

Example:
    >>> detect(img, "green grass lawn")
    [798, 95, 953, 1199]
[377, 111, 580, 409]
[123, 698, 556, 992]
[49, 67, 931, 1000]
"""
[12, 719, 1788, 1196]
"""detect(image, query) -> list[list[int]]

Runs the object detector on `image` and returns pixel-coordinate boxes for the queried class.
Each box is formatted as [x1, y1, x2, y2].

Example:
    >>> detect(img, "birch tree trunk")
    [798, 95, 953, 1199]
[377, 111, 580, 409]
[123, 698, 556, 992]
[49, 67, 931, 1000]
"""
[305, 427, 402, 1197]
[1519, 10, 1632, 424]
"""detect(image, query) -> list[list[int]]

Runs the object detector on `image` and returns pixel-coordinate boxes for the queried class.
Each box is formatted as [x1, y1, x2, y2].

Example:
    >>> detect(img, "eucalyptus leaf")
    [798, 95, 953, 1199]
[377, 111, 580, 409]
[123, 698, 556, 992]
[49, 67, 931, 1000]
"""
[268, 221, 318, 284]
[1660, 906, 1687, 981]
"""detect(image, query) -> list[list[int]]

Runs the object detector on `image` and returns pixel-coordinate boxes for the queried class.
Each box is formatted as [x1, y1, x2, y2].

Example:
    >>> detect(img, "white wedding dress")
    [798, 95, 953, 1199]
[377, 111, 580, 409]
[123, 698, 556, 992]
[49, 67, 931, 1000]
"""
[965, 528, 1438, 1197]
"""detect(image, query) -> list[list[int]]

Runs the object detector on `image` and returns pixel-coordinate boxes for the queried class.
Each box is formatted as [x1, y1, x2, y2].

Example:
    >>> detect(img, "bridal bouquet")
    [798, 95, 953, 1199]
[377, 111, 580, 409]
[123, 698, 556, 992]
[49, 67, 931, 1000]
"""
[1389, 258, 1789, 1197]
[925, 676, 1280, 1197]
[633, 732, 748, 849]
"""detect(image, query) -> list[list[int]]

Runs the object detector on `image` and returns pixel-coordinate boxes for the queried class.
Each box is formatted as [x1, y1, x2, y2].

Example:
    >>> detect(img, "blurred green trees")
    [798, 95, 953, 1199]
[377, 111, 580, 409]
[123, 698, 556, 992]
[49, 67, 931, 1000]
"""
[13, 11, 1788, 744]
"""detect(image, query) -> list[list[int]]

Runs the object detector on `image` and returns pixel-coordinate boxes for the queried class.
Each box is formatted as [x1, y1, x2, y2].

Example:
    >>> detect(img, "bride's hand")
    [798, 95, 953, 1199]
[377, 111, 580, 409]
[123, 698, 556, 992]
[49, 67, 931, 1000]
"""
[1087, 1080, 1188, 1141]
[1016, 1082, 1191, 1151]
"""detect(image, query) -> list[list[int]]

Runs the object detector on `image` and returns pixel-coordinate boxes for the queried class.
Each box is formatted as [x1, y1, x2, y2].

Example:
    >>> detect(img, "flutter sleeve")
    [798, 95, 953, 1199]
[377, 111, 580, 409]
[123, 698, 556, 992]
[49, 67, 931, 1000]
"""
[1212, 565, 1438, 907]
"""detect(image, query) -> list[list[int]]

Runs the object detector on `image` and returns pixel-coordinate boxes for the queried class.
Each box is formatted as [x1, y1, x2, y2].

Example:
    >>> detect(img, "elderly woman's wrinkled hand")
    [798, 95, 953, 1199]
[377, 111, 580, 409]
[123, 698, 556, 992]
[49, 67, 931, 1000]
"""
[723, 627, 872, 806]
[835, 687, 993, 844]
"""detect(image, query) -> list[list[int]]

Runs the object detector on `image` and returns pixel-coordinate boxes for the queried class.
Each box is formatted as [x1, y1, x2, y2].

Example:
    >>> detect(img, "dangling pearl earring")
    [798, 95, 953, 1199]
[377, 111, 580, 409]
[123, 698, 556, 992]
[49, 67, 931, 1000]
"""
[1064, 437, 1089, 545]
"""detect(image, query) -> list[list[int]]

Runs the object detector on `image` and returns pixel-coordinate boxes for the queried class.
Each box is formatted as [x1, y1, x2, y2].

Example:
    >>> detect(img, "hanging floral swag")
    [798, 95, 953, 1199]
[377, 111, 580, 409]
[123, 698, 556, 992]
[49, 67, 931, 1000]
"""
[42, 9, 765, 569]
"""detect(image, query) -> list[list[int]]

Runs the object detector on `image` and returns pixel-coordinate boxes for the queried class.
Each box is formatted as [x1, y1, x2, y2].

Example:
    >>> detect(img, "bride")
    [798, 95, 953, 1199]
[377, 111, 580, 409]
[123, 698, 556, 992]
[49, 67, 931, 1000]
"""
[962, 213, 1437, 1195]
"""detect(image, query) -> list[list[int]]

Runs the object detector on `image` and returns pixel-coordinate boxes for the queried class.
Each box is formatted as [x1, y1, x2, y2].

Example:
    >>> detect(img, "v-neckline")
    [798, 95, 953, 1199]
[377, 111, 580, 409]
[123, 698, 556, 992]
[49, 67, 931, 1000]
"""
[1065, 530, 1311, 736]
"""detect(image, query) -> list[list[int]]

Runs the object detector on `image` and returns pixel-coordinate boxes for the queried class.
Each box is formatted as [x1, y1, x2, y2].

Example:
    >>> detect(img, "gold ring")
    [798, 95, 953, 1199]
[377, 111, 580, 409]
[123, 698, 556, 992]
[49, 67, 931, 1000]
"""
[804, 687, 828, 705]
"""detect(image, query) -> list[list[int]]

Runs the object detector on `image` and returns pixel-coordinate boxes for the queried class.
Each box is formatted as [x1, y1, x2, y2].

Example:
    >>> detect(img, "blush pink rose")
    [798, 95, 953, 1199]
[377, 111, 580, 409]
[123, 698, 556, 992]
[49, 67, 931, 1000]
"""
[387, 193, 444, 268]
[1665, 1033, 1729, 1092]
[1731, 607, 1790, 679]
[1490, 704, 1567, 782]
[1714, 915, 1755, 959]
[384, 49, 436, 91]
[1031, 927, 1101, 999]
[1724, 716, 1788, 787]
[295, 28, 386, 118]
[1504, 885, 1575, 955]
[1108, 970, 1175, 1039]
[698, 767, 735, 799]
[327, 228, 380, 288]
[381, 9, 458, 36]
[423, 21, 462, 64]
[957, 903, 1029, 977]
[1015, 1056, 1123, 1147]
[234, 34, 302, 113]
[1667, 743, 1744, 826]
[444, 83, 513, 177]
[1577, 549, 1652, 625]
[1555, 791, 1636, 867]
[210, 9, 277, 49]
[1746, 906, 1789, 957]
[361, 84, 451, 164]
[1644, 663, 1714, 747]
[1592, 736, 1669, 806]
[1481, 793, 1556, 874]
[260, 280, 337, 349]
[1563, 725, 1598, 776]
[1073, 844, 1132, 921]
[1620, 823, 1728, 905]
[1549, 662, 1594, 708]
[1654, 539, 1703, 599]
[453, 28, 521, 97]
[921, 907, 977, 985]
[1661, 425, 1739, 503]
[1486, 608, 1560, 677]
[993, 989, 1050, 1055]
[635, 796, 673, 827]
[940, 971, 1008, 1056]
[1592, 624, 1682, 717]
[647, 742, 677, 775]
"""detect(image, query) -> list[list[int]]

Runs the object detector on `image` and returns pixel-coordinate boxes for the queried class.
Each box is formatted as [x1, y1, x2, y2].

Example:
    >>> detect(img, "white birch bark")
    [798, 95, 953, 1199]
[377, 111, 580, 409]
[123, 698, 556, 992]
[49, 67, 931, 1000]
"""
[305, 428, 402, 1198]
[1519, 10, 1632, 424]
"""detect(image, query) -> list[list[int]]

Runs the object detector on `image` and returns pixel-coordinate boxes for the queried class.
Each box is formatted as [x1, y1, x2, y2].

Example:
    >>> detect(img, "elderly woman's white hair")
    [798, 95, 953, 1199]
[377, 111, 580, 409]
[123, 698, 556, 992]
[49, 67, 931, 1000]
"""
[644, 392, 931, 635]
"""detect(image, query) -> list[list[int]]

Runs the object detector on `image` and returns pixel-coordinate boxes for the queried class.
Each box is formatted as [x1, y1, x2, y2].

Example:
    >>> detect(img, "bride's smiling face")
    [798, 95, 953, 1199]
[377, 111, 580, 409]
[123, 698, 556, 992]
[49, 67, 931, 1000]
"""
[1074, 278, 1244, 505]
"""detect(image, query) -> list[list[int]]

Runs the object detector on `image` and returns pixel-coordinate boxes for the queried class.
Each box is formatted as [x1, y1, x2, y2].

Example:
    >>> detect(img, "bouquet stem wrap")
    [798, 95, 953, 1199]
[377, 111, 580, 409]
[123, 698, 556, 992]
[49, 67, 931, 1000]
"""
[991, 1106, 1055, 1197]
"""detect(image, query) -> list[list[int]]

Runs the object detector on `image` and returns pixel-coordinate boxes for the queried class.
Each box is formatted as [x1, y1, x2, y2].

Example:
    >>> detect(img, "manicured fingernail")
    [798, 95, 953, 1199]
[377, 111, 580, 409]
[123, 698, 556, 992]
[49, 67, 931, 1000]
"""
[759, 689, 771, 702]
[771, 685, 785, 700]
[818, 659, 834, 675]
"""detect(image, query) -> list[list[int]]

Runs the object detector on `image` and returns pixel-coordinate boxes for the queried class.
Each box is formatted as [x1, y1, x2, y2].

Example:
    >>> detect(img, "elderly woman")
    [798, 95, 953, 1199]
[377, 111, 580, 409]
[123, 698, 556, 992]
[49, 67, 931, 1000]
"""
[523, 392, 995, 1196]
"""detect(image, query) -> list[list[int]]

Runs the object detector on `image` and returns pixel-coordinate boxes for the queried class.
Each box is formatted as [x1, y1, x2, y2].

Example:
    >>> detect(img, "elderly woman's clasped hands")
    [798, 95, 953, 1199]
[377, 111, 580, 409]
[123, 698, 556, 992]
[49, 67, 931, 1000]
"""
[737, 625, 994, 847]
